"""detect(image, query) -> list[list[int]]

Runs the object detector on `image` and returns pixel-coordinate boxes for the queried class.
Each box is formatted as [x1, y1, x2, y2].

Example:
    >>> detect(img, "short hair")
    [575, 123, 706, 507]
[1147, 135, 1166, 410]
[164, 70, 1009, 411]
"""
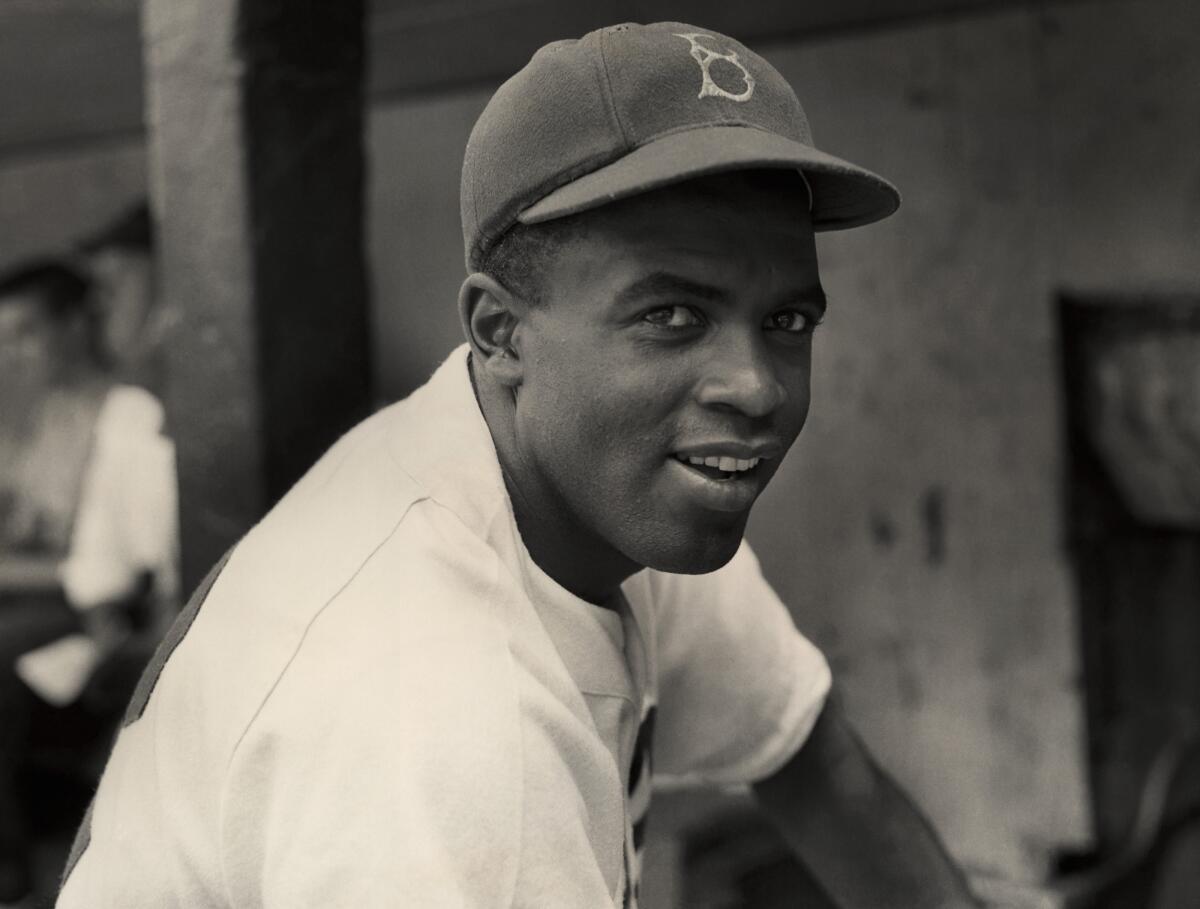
[79, 201, 153, 254]
[478, 214, 590, 306]
[0, 258, 105, 365]
[478, 169, 811, 305]
[0, 258, 92, 322]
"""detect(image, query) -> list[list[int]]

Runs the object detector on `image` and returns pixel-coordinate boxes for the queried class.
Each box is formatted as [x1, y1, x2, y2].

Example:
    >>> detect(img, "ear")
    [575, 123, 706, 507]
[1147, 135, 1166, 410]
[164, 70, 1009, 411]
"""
[457, 272, 525, 388]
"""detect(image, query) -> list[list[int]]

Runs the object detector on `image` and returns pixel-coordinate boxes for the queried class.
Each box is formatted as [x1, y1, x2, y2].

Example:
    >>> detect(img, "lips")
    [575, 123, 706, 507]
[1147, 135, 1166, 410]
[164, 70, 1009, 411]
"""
[679, 453, 761, 474]
[672, 441, 780, 479]
[667, 441, 780, 512]
[673, 455, 760, 484]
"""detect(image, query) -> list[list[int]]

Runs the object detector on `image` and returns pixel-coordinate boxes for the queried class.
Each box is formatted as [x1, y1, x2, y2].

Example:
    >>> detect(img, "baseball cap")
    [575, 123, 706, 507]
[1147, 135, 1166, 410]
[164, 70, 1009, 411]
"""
[461, 21, 900, 270]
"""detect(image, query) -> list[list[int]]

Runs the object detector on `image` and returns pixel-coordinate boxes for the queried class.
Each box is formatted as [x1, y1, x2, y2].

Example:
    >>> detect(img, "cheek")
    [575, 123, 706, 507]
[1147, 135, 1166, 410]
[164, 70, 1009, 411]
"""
[523, 375, 657, 469]
[791, 378, 813, 432]
[778, 350, 814, 430]
[519, 368, 681, 515]
[524, 328, 675, 445]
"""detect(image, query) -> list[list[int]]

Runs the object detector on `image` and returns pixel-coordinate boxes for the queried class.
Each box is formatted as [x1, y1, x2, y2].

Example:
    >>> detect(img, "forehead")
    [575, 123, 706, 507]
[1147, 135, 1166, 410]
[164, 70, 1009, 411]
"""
[543, 170, 819, 295]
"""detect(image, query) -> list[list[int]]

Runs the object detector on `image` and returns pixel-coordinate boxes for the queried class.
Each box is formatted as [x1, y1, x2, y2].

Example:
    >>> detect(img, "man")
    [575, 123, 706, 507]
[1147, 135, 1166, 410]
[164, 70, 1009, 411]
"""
[60, 22, 982, 908]
[0, 260, 177, 905]
[77, 202, 161, 390]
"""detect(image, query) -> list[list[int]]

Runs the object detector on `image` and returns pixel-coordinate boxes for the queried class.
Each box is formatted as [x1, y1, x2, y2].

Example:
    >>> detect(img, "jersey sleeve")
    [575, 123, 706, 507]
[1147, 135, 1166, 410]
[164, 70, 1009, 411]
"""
[218, 588, 525, 909]
[647, 539, 832, 786]
[59, 386, 179, 610]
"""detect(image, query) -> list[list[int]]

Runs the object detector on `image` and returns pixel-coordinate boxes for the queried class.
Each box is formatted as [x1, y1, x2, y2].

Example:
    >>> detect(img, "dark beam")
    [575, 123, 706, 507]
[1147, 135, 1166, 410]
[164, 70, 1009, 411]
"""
[145, 0, 372, 589]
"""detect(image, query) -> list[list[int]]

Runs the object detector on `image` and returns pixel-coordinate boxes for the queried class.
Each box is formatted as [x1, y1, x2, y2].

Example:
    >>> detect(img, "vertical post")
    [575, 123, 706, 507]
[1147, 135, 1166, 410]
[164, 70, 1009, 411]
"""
[143, 0, 371, 590]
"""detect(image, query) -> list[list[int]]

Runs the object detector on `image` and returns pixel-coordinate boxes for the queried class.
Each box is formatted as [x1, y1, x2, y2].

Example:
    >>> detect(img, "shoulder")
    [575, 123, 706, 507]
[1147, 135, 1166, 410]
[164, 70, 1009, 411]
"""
[221, 397, 503, 635]
[225, 500, 524, 836]
[201, 459, 509, 695]
[280, 497, 514, 663]
[218, 513, 525, 905]
[135, 478, 518, 784]
[138, 383, 528, 756]
[250, 511, 517, 732]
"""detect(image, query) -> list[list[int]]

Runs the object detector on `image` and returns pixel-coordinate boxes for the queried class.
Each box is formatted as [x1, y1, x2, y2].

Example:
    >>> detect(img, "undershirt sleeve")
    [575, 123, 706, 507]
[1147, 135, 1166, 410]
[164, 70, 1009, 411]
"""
[59, 386, 179, 610]
[648, 539, 832, 786]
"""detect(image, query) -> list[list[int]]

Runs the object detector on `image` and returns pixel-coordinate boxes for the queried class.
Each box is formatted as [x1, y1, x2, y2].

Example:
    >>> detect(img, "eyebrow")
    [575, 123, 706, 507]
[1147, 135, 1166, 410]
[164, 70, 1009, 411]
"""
[613, 272, 727, 307]
[613, 270, 828, 313]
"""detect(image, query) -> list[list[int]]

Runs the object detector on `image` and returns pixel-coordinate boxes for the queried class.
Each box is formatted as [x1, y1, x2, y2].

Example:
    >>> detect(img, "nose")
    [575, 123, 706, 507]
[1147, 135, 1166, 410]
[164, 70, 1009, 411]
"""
[694, 330, 788, 418]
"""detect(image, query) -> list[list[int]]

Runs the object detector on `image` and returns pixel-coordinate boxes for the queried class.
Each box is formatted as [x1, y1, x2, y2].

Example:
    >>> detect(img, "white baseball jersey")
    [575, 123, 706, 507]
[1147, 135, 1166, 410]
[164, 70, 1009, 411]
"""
[59, 345, 830, 908]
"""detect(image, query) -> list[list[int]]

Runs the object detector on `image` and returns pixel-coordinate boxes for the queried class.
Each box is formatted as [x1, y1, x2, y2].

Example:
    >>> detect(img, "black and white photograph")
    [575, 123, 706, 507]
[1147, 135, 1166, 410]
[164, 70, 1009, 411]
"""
[1, 1, 1198, 907]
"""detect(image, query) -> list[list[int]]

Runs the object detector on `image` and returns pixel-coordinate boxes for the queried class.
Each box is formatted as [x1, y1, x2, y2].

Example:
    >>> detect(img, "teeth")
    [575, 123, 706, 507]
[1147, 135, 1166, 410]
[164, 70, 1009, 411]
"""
[682, 455, 761, 473]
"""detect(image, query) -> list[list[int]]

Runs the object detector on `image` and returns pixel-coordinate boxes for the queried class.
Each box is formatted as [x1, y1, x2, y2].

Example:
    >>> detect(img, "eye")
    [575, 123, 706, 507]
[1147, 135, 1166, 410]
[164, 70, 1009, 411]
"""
[643, 305, 704, 329]
[765, 309, 819, 334]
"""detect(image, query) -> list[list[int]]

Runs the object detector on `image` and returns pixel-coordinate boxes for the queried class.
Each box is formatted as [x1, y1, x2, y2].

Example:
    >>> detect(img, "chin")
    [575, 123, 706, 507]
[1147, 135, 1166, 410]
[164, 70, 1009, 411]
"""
[628, 520, 747, 576]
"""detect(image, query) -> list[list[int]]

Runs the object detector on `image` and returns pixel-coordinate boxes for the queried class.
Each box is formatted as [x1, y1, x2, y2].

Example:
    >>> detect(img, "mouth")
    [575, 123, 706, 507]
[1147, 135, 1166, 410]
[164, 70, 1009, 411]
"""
[672, 453, 763, 482]
[666, 442, 781, 513]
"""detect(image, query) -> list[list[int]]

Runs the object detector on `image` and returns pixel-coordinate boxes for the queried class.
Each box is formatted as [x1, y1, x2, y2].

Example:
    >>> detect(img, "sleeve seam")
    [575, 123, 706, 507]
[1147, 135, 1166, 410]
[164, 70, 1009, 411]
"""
[215, 494, 426, 906]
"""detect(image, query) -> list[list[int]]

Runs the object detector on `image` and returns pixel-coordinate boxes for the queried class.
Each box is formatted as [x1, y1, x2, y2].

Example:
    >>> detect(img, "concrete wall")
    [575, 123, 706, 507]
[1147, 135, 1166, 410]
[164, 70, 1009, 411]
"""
[745, 0, 1198, 878]
[750, 8, 1085, 879]
[365, 0, 1199, 880]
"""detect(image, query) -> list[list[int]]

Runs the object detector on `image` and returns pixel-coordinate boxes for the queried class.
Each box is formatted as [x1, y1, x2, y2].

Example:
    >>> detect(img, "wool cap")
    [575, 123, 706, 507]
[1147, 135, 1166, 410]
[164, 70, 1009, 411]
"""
[460, 21, 900, 270]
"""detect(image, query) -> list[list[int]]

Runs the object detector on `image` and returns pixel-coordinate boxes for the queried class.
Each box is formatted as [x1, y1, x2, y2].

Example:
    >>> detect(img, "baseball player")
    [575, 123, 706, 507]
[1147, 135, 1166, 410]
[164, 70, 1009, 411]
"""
[60, 22, 982, 909]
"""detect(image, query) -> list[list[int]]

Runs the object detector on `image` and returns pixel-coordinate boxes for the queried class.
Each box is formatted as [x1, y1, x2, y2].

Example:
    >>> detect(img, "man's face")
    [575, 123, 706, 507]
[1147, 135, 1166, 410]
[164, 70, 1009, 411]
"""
[510, 171, 824, 574]
[88, 247, 153, 367]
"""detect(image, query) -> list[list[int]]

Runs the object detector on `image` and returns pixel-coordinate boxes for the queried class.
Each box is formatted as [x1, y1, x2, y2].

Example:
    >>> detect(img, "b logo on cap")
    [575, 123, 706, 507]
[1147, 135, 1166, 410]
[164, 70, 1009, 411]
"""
[673, 33, 756, 103]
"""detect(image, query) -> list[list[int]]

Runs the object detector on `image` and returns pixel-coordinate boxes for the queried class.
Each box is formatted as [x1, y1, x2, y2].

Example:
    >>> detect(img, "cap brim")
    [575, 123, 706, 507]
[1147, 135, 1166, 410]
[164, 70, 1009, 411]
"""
[518, 125, 899, 231]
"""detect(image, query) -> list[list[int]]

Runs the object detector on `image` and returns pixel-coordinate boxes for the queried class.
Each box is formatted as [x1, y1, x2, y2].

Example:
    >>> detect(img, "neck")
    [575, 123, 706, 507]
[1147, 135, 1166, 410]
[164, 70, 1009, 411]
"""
[470, 359, 638, 607]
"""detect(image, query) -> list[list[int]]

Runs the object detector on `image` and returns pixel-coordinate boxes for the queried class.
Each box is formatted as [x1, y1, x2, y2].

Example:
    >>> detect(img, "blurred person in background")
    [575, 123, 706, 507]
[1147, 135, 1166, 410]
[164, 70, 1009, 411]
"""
[76, 203, 164, 393]
[0, 257, 177, 906]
